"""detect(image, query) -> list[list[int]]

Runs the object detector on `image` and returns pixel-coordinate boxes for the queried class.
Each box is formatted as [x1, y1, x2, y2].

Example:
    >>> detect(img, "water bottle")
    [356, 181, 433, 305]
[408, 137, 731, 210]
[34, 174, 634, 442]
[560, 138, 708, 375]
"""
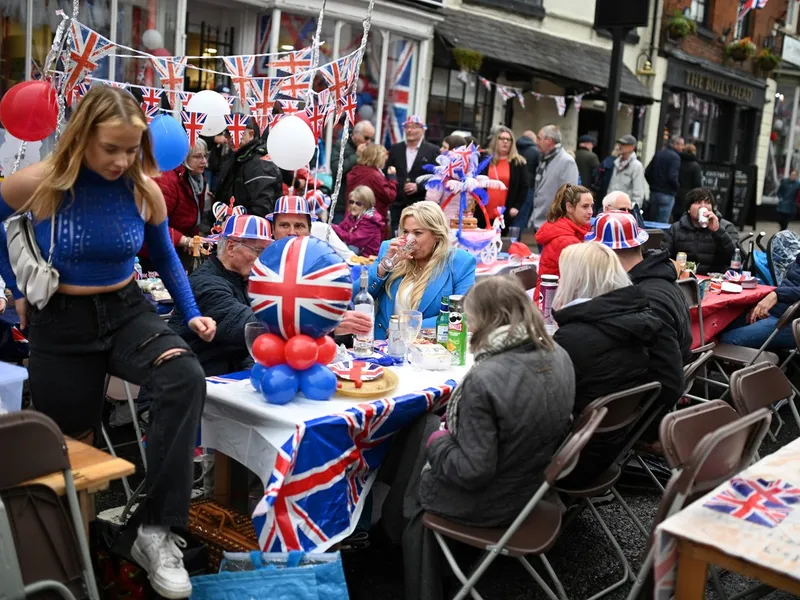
[134, 257, 144, 280]
[353, 269, 374, 357]
[730, 248, 742, 274]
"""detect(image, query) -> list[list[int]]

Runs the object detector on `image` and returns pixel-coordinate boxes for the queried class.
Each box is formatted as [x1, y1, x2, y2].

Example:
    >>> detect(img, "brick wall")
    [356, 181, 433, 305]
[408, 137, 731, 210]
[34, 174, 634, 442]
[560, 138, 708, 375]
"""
[662, 0, 790, 75]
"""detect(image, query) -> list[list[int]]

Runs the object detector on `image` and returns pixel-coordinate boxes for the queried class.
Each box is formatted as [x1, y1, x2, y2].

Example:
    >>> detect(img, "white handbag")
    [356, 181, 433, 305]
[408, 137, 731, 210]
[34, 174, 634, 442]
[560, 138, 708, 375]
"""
[6, 213, 59, 310]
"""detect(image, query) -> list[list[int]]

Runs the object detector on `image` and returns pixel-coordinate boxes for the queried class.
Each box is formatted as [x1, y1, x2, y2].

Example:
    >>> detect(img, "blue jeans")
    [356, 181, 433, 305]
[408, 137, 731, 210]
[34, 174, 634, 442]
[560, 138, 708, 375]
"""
[513, 189, 535, 231]
[651, 192, 676, 224]
[719, 315, 796, 350]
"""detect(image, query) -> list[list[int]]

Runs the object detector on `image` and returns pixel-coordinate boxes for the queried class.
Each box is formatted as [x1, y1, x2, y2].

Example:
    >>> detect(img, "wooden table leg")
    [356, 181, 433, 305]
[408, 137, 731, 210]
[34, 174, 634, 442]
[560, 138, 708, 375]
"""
[78, 491, 95, 539]
[676, 539, 709, 600]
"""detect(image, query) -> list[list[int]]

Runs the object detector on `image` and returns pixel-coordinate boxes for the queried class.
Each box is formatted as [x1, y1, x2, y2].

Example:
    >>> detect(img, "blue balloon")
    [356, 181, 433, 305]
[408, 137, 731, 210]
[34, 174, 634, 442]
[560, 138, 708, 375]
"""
[299, 364, 338, 401]
[250, 363, 267, 392]
[149, 114, 189, 172]
[260, 364, 299, 405]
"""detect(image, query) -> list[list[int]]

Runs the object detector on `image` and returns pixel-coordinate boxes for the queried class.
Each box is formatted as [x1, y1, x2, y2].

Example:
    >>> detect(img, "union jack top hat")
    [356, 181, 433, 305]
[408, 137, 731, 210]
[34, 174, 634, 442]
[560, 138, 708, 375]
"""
[221, 214, 272, 240]
[267, 195, 318, 222]
[585, 210, 649, 250]
[404, 115, 427, 130]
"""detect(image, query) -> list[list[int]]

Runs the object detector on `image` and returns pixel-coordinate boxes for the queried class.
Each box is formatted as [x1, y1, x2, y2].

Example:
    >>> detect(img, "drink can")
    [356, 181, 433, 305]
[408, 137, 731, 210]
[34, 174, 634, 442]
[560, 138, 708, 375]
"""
[698, 208, 709, 227]
[710, 276, 723, 294]
[447, 295, 467, 366]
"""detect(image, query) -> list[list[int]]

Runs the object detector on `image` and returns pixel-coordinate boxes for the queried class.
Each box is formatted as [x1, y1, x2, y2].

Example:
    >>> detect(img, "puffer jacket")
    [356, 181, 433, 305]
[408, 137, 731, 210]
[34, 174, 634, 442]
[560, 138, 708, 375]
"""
[678, 152, 703, 215]
[535, 217, 591, 281]
[771, 254, 800, 318]
[662, 214, 739, 275]
[214, 140, 282, 218]
[332, 209, 384, 257]
[420, 342, 574, 527]
[169, 256, 257, 376]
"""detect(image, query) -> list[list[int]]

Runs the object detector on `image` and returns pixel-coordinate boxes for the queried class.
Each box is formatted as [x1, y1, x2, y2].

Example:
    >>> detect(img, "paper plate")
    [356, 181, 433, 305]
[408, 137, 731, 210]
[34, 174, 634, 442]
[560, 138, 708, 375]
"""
[721, 282, 743, 294]
[329, 361, 385, 381]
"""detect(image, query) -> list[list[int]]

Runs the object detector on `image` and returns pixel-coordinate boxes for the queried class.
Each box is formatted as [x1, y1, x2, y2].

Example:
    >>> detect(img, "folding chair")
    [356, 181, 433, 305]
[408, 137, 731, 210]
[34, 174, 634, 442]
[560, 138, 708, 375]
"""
[626, 403, 772, 600]
[729, 362, 800, 440]
[0, 411, 101, 600]
[423, 407, 608, 600]
[511, 265, 538, 292]
[682, 349, 714, 404]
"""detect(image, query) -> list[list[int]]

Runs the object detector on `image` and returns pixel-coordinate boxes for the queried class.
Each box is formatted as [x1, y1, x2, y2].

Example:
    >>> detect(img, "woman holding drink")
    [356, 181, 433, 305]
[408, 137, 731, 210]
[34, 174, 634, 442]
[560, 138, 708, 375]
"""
[359, 201, 476, 340]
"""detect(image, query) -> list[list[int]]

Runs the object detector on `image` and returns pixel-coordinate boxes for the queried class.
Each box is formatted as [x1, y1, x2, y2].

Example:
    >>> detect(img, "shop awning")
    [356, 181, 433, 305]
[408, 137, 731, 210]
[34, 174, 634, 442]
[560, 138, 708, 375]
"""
[437, 9, 653, 104]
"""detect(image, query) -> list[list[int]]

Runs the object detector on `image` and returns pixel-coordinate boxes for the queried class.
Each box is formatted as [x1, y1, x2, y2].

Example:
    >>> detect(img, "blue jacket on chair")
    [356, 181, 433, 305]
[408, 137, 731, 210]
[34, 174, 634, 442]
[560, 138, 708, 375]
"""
[356, 241, 477, 340]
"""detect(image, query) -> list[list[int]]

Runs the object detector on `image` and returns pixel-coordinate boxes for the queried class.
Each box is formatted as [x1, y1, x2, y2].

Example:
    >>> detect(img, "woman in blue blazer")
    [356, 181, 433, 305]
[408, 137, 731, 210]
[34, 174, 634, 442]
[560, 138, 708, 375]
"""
[357, 201, 477, 340]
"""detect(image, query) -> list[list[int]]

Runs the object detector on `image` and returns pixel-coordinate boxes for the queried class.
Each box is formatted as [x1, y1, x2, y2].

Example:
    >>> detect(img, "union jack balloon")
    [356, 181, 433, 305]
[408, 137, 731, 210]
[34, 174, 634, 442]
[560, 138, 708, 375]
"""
[249, 236, 353, 340]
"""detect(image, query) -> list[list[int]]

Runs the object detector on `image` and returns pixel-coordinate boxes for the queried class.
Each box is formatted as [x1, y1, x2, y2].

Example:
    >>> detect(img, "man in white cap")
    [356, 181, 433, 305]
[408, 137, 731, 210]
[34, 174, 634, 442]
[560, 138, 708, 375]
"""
[608, 134, 646, 208]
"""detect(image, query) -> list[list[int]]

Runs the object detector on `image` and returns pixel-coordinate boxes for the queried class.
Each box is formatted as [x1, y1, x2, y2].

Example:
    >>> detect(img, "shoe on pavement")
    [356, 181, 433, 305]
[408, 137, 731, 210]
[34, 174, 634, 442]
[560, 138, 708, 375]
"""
[131, 528, 192, 599]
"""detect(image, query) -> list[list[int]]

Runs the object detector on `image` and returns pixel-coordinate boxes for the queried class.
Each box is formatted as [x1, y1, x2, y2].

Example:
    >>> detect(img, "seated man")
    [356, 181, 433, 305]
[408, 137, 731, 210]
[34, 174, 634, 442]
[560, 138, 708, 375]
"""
[602, 191, 633, 212]
[269, 195, 371, 339]
[169, 214, 271, 376]
[662, 187, 738, 275]
[720, 252, 800, 349]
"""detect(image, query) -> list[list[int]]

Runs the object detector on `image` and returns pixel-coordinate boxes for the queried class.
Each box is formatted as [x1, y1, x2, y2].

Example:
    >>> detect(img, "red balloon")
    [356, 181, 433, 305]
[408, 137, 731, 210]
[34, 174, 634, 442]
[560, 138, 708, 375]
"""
[252, 333, 286, 367]
[315, 336, 337, 365]
[0, 81, 58, 142]
[285, 335, 319, 371]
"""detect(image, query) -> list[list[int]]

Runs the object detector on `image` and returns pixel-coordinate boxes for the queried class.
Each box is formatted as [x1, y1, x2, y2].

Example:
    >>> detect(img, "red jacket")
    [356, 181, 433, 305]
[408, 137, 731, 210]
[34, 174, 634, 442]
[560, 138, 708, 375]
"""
[535, 217, 590, 281]
[155, 166, 203, 245]
[346, 165, 397, 220]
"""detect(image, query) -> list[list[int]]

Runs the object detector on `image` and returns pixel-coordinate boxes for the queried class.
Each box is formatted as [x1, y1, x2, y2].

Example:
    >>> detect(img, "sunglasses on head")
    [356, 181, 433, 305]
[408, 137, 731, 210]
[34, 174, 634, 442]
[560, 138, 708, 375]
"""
[349, 200, 364, 207]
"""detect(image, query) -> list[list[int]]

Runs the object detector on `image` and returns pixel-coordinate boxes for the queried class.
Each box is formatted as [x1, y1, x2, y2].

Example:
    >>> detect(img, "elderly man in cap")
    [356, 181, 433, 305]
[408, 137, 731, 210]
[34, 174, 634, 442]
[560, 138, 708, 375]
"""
[608, 134, 646, 208]
[268, 196, 372, 338]
[387, 115, 439, 229]
[169, 214, 273, 376]
[575, 134, 599, 190]
[587, 211, 690, 446]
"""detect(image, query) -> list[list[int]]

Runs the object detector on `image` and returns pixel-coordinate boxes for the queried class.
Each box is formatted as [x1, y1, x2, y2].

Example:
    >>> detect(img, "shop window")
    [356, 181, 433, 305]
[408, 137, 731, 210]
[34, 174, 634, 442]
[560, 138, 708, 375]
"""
[735, 10, 753, 40]
[662, 91, 721, 162]
[426, 67, 494, 145]
[117, 0, 178, 86]
[689, 0, 709, 27]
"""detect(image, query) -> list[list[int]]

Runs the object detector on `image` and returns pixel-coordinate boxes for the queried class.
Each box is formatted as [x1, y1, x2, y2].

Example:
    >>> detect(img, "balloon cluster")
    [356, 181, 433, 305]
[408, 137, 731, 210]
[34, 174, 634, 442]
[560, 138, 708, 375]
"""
[249, 334, 339, 405]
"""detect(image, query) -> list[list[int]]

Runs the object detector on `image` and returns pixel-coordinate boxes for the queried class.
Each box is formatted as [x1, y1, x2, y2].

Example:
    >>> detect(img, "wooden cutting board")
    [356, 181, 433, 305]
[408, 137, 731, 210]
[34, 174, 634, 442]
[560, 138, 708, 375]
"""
[336, 368, 399, 399]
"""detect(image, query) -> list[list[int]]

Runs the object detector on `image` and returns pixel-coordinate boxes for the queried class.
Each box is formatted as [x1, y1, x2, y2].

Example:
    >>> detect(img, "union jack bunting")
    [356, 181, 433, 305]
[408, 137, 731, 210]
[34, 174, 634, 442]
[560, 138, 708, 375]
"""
[179, 91, 195, 106]
[278, 100, 301, 116]
[516, 90, 526, 109]
[251, 381, 455, 551]
[223, 94, 237, 108]
[151, 56, 188, 108]
[304, 95, 328, 138]
[278, 72, 312, 101]
[478, 76, 493, 91]
[321, 57, 351, 105]
[222, 55, 256, 103]
[141, 87, 163, 109]
[142, 104, 159, 124]
[270, 47, 313, 76]
[64, 22, 116, 92]
[703, 478, 800, 528]
[339, 92, 358, 127]
[248, 79, 278, 133]
[254, 13, 317, 75]
[497, 85, 517, 104]
[224, 113, 250, 149]
[181, 111, 207, 148]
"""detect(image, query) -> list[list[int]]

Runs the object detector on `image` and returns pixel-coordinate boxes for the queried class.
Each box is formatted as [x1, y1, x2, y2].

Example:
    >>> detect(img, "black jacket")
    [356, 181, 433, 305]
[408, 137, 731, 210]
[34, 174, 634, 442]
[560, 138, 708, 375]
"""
[421, 342, 574, 527]
[214, 140, 282, 218]
[645, 146, 681, 196]
[516, 136, 540, 188]
[169, 256, 257, 376]
[477, 159, 528, 228]
[772, 255, 800, 318]
[629, 250, 693, 367]
[575, 147, 600, 190]
[553, 286, 663, 414]
[677, 152, 703, 218]
[386, 140, 439, 214]
[663, 214, 739, 275]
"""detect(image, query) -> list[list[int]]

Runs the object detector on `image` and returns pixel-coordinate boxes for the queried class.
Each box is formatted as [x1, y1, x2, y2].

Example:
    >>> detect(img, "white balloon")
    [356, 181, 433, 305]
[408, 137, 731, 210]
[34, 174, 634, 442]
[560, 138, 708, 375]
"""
[186, 90, 230, 116]
[267, 115, 316, 171]
[142, 29, 164, 51]
[201, 113, 228, 137]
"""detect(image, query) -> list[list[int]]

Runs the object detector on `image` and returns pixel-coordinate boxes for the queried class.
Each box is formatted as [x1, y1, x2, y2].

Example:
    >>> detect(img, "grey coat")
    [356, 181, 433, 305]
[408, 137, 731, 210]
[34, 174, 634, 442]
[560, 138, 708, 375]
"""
[608, 154, 647, 206]
[531, 149, 580, 229]
[419, 342, 575, 527]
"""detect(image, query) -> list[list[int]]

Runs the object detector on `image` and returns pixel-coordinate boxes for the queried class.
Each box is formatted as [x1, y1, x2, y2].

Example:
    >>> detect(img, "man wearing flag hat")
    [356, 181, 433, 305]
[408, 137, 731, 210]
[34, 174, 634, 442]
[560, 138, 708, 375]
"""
[169, 214, 273, 376]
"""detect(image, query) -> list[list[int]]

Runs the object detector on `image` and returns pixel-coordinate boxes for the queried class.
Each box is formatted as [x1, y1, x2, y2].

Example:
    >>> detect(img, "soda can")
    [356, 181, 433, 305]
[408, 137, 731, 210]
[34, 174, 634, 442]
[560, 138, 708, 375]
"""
[698, 208, 710, 228]
[447, 295, 467, 366]
[676, 252, 687, 268]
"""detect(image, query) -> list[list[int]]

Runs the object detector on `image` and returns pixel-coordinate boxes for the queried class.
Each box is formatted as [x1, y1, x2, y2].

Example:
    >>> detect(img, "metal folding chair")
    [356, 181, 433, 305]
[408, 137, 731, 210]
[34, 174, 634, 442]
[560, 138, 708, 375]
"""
[729, 362, 800, 440]
[511, 265, 538, 291]
[423, 407, 608, 600]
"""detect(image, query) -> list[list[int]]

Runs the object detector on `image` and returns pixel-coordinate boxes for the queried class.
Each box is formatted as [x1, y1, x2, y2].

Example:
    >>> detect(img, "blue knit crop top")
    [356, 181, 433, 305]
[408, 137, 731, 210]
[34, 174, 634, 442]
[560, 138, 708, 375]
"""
[0, 166, 200, 322]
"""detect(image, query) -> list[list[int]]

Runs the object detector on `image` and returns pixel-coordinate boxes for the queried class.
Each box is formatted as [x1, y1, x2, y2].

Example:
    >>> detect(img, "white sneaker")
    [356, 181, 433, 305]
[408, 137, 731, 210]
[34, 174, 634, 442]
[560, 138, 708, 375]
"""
[131, 528, 192, 599]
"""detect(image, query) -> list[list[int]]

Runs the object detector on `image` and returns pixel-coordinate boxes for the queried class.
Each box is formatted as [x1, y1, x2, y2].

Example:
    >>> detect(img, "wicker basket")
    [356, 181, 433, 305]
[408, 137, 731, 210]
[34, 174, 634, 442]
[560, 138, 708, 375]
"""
[187, 500, 260, 574]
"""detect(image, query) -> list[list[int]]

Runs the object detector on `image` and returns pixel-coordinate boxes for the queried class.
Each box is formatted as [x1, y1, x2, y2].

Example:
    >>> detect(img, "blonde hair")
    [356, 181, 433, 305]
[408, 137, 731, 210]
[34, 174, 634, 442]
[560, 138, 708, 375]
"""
[387, 201, 451, 310]
[358, 143, 387, 169]
[23, 86, 159, 220]
[552, 243, 632, 310]
[466, 276, 554, 352]
[546, 183, 592, 223]
[487, 126, 525, 167]
[349, 185, 375, 211]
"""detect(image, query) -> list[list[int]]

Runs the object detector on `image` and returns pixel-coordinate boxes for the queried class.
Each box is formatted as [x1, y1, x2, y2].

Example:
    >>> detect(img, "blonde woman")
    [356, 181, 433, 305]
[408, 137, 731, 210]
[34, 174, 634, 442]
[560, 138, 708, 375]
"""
[0, 86, 216, 598]
[346, 142, 398, 225]
[361, 200, 476, 340]
[478, 125, 527, 227]
[381, 276, 574, 600]
[332, 185, 384, 257]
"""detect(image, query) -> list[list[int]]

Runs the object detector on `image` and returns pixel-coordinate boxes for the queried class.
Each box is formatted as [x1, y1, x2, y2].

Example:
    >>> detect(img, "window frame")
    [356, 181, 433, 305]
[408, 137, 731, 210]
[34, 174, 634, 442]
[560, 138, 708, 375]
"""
[689, 0, 710, 28]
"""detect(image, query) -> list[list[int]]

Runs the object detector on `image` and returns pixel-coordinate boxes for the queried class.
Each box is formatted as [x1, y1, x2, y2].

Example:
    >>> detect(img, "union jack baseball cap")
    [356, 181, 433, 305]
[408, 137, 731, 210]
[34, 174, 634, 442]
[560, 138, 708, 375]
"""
[585, 210, 649, 249]
[221, 214, 272, 240]
[404, 115, 427, 130]
[267, 195, 319, 221]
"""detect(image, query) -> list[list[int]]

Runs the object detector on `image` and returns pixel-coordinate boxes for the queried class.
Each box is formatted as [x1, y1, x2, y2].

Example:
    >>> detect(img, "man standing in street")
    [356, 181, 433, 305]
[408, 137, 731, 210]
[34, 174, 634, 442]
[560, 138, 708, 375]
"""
[575, 134, 599, 190]
[330, 120, 376, 222]
[646, 135, 684, 223]
[608, 134, 646, 208]
[387, 116, 439, 231]
[514, 130, 540, 230]
[529, 124, 580, 232]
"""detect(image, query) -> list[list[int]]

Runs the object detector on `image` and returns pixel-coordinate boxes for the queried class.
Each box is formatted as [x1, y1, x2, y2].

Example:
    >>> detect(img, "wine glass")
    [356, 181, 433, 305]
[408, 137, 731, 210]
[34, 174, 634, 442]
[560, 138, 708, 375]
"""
[400, 310, 423, 345]
[244, 322, 266, 360]
[508, 226, 520, 244]
[380, 236, 417, 273]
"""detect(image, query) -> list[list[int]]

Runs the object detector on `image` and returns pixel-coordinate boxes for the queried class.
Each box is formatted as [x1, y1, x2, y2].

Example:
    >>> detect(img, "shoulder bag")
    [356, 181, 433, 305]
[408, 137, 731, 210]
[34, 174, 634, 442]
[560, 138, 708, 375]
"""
[6, 212, 59, 309]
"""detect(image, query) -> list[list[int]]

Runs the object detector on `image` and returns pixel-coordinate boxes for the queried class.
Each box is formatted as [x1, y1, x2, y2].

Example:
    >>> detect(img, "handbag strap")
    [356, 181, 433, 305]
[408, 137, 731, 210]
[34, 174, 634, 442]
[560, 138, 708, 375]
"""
[46, 212, 56, 269]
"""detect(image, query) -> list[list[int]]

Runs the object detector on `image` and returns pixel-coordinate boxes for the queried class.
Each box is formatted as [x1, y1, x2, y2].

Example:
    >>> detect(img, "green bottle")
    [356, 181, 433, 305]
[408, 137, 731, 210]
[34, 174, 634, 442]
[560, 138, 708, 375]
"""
[436, 295, 450, 347]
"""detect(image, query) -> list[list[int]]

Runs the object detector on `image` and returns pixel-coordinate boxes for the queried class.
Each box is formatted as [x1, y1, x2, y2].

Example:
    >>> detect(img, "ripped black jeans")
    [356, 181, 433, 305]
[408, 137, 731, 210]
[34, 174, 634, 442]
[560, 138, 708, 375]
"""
[28, 280, 206, 527]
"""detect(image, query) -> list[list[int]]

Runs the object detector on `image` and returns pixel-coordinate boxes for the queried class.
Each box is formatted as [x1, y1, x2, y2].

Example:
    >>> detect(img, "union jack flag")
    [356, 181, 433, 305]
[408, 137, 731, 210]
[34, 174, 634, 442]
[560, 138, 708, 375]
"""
[278, 100, 301, 116]
[222, 55, 256, 103]
[64, 22, 116, 92]
[248, 79, 278, 133]
[181, 111, 207, 148]
[251, 382, 455, 551]
[248, 236, 353, 340]
[142, 104, 159, 124]
[738, 0, 768, 21]
[224, 113, 250, 149]
[329, 361, 385, 381]
[703, 478, 800, 528]
[141, 87, 163, 109]
[270, 47, 313, 76]
[321, 58, 352, 106]
[383, 40, 414, 147]
[151, 56, 188, 108]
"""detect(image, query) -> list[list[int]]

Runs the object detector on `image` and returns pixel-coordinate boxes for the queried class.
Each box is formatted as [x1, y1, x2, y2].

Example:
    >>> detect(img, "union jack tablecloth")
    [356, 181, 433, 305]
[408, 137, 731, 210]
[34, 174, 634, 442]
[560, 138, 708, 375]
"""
[201, 364, 470, 553]
[654, 437, 800, 599]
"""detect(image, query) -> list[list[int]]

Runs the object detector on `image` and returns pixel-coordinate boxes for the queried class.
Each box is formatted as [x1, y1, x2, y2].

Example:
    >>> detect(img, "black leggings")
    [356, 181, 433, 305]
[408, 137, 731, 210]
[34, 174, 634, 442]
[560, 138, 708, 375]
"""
[28, 280, 206, 527]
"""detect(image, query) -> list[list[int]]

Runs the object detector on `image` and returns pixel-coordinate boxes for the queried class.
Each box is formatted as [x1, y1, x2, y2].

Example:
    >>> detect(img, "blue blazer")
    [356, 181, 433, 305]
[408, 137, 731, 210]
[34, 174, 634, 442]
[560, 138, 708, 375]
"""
[354, 241, 477, 340]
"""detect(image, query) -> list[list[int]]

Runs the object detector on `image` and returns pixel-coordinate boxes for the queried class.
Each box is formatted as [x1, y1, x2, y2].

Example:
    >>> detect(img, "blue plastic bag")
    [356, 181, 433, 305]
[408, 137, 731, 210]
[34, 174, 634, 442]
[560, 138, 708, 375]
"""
[190, 551, 349, 600]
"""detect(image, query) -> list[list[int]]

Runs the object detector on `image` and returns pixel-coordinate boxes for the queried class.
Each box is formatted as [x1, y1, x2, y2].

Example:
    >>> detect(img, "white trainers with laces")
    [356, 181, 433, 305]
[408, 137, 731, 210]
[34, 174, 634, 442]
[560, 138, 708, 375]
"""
[131, 527, 192, 599]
